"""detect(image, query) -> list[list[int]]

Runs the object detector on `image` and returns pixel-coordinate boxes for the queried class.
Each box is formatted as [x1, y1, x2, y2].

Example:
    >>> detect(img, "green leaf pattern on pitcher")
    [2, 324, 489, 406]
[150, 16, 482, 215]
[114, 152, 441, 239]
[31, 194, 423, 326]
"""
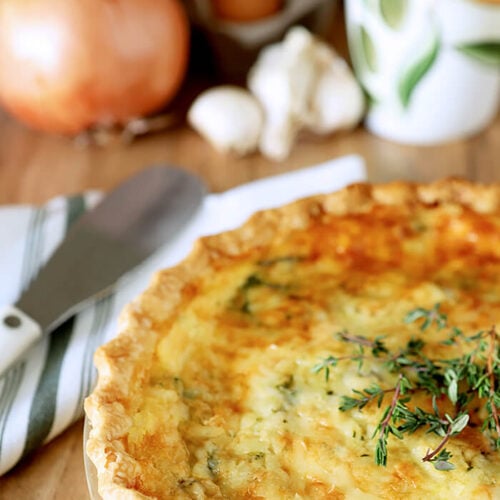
[347, 25, 378, 105]
[360, 26, 378, 72]
[380, 0, 408, 29]
[455, 42, 500, 67]
[398, 30, 441, 108]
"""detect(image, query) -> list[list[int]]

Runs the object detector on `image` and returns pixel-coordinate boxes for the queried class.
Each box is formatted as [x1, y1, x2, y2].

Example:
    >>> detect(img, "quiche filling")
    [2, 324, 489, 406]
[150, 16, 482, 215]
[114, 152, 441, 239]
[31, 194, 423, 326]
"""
[85, 182, 500, 499]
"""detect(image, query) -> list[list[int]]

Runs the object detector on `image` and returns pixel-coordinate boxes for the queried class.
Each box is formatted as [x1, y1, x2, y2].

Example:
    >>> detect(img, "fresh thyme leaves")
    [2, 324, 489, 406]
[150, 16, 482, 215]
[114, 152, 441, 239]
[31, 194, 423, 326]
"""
[404, 303, 448, 331]
[336, 330, 389, 357]
[486, 327, 500, 448]
[312, 306, 500, 470]
[372, 374, 414, 466]
[312, 332, 389, 377]
[430, 449, 456, 471]
[421, 413, 470, 465]
[338, 383, 401, 412]
[312, 356, 339, 382]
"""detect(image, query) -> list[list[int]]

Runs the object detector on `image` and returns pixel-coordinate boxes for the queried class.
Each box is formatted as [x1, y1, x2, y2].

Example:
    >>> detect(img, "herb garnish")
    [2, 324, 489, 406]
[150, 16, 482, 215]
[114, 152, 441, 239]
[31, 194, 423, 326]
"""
[237, 273, 289, 313]
[313, 305, 500, 470]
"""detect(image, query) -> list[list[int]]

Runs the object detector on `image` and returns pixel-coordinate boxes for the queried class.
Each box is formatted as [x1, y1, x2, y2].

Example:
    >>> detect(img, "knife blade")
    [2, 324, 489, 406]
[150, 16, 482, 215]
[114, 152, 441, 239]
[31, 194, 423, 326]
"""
[0, 165, 206, 375]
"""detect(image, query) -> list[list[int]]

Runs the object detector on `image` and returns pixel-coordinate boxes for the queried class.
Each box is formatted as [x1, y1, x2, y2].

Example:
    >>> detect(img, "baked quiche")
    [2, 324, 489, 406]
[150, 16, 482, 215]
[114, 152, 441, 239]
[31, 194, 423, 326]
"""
[85, 179, 500, 499]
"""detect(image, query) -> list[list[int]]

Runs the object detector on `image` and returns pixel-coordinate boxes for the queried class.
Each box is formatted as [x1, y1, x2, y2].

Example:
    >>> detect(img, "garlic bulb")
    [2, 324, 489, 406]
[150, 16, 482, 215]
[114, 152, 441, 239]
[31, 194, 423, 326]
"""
[248, 27, 365, 160]
[188, 27, 365, 161]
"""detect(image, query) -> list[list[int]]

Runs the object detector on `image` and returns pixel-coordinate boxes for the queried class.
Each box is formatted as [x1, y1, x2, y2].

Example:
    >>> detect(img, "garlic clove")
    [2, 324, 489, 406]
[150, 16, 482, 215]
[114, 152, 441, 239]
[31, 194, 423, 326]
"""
[309, 56, 365, 135]
[248, 27, 323, 161]
[188, 86, 264, 156]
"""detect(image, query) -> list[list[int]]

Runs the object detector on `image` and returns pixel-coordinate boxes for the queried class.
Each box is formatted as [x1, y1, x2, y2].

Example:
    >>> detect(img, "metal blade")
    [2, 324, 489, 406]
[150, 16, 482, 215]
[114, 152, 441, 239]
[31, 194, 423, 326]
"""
[16, 165, 205, 333]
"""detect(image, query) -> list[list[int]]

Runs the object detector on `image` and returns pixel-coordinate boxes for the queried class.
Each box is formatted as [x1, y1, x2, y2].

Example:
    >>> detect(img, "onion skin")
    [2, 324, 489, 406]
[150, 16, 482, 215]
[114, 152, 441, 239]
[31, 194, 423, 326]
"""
[0, 0, 189, 135]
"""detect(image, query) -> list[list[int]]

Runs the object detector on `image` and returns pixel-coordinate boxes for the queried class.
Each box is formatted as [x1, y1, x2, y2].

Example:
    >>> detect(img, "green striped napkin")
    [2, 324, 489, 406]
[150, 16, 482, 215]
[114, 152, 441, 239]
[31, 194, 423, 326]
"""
[0, 155, 366, 475]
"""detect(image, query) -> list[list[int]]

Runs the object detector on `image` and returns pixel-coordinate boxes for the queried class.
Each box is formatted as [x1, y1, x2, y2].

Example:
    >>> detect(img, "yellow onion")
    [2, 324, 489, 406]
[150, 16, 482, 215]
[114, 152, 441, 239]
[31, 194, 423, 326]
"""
[0, 0, 189, 134]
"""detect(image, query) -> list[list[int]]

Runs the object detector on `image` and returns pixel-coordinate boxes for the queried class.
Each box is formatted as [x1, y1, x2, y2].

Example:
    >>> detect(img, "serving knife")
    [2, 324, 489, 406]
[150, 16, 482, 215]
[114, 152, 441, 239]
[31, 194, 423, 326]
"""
[0, 165, 206, 375]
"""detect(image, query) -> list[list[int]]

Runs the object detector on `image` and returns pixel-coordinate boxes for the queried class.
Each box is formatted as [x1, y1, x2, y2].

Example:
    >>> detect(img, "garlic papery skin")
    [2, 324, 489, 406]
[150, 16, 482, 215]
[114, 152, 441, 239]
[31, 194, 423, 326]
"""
[188, 86, 264, 156]
[309, 55, 365, 135]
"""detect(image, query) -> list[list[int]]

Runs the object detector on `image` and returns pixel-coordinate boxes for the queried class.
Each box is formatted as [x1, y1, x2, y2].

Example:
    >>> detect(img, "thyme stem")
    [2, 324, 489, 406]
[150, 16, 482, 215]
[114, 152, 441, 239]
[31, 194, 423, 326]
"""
[379, 374, 403, 433]
[422, 425, 453, 463]
[338, 332, 380, 348]
[487, 326, 500, 437]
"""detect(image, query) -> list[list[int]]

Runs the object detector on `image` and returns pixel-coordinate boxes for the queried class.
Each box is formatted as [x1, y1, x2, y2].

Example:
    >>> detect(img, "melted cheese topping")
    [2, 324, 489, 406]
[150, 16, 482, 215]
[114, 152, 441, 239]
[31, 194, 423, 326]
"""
[126, 203, 500, 499]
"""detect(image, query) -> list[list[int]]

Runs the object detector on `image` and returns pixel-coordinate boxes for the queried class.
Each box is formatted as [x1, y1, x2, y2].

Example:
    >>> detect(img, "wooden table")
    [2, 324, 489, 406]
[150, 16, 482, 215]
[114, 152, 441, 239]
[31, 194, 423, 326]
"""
[0, 15, 499, 500]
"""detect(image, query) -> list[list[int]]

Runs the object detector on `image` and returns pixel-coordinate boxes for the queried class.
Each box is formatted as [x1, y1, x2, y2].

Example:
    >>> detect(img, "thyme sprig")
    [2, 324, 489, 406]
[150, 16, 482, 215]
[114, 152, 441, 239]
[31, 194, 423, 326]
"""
[313, 305, 500, 470]
[404, 303, 448, 331]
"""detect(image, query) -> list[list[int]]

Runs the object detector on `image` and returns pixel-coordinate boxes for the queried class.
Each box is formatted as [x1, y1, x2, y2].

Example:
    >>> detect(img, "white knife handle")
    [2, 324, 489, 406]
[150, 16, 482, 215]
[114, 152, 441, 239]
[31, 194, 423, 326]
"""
[0, 306, 42, 375]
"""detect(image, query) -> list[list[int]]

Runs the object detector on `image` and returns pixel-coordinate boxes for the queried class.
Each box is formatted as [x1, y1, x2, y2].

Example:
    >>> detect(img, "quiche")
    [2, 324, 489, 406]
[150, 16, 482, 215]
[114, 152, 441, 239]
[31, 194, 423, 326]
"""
[85, 179, 500, 499]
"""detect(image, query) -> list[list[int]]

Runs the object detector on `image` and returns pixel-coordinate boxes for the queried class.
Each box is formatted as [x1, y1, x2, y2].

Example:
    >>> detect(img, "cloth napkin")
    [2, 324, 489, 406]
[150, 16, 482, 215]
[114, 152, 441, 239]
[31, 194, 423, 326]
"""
[0, 154, 366, 475]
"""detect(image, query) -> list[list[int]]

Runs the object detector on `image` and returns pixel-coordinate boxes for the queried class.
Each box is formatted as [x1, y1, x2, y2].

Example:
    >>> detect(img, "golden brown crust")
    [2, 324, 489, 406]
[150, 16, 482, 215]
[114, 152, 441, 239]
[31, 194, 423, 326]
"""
[84, 178, 500, 499]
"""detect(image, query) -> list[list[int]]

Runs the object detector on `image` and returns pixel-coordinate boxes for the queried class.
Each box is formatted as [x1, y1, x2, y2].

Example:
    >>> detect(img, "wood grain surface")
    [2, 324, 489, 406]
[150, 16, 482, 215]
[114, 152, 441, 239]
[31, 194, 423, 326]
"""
[1, 108, 498, 207]
[0, 9, 499, 500]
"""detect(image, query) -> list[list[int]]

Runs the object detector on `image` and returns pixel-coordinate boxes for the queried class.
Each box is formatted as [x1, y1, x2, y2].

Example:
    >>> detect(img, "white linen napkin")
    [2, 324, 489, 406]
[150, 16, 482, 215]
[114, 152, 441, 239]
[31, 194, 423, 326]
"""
[0, 154, 366, 475]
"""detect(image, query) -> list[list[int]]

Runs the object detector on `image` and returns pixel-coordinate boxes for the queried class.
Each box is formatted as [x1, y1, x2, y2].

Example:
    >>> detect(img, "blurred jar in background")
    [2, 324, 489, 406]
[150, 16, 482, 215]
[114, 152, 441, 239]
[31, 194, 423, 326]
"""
[185, 0, 338, 81]
[211, 0, 285, 22]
